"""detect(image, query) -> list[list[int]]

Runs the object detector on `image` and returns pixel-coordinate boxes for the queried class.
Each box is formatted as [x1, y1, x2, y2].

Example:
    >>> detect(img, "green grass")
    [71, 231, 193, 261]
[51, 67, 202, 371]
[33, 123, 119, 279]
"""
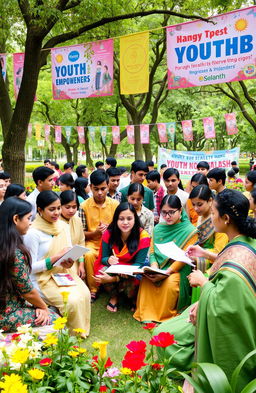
[85, 292, 150, 366]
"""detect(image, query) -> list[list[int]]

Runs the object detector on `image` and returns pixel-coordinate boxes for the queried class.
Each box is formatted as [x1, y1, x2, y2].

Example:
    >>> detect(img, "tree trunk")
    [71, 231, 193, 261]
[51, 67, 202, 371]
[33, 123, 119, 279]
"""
[143, 143, 152, 161]
[134, 124, 144, 160]
[61, 136, 73, 162]
[84, 127, 93, 167]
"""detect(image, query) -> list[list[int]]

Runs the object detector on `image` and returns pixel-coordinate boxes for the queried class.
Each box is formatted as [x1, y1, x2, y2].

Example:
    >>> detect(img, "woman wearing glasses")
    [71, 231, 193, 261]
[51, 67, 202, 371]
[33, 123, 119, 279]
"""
[134, 194, 198, 323]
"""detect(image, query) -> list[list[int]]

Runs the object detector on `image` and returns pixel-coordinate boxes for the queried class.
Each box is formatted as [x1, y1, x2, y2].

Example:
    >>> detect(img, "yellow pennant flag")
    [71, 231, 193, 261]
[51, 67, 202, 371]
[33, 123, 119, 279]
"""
[35, 123, 41, 140]
[120, 31, 149, 95]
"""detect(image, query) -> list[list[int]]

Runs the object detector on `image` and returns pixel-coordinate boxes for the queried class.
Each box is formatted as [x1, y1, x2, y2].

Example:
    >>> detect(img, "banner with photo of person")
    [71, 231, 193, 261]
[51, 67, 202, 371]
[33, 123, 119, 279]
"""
[0, 54, 7, 81]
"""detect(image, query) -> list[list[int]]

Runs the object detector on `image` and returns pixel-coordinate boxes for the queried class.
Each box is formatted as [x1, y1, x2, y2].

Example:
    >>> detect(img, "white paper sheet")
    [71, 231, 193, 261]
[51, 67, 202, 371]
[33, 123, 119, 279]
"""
[54, 245, 89, 266]
[155, 241, 195, 266]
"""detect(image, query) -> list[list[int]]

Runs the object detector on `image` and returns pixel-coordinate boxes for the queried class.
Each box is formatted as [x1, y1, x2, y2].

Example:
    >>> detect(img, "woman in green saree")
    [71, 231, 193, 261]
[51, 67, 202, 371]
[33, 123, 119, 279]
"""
[154, 189, 256, 392]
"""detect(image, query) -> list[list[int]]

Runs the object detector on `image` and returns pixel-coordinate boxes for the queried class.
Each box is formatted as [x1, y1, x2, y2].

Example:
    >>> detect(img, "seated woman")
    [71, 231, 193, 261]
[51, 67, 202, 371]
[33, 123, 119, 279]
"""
[186, 173, 208, 225]
[154, 189, 256, 392]
[249, 188, 256, 218]
[94, 202, 150, 312]
[133, 195, 198, 323]
[24, 191, 90, 337]
[127, 183, 154, 236]
[74, 177, 90, 204]
[0, 197, 57, 333]
[59, 173, 75, 192]
[4, 183, 26, 200]
[60, 190, 86, 279]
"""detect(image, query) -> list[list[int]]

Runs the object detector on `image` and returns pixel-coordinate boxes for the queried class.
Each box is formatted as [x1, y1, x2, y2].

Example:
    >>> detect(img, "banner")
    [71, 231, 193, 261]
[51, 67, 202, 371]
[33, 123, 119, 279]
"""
[225, 112, 238, 135]
[158, 146, 240, 179]
[35, 123, 41, 140]
[166, 122, 176, 142]
[88, 126, 96, 142]
[77, 126, 85, 144]
[157, 123, 168, 143]
[167, 6, 256, 89]
[51, 39, 113, 100]
[100, 126, 107, 144]
[0, 54, 7, 81]
[44, 125, 51, 142]
[13, 53, 24, 99]
[140, 124, 149, 144]
[181, 120, 193, 141]
[28, 123, 33, 138]
[203, 117, 216, 138]
[64, 126, 72, 143]
[112, 126, 120, 144]
[54, 125, 62, 143]
[126, 125, 135, 144]
[120, 32, 149, 94]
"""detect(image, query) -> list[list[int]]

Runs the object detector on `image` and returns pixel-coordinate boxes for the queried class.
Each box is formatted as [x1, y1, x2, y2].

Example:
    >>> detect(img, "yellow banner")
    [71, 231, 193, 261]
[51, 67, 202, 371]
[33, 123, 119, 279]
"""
[120, 31, 149, 95]
[35, 123, 41, 140]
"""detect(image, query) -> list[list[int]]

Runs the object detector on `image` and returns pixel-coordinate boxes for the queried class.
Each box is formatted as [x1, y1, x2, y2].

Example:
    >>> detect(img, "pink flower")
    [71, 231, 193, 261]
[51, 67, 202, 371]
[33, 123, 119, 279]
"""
[126, 340, 146, 353]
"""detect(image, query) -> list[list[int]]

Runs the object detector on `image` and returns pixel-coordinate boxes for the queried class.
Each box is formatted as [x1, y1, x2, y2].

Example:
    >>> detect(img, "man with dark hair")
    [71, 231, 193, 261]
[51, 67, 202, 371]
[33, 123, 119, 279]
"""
[197, 161, 210, 176]
[27, 166, 55, 220]
[105, 157, 117, 169]
[146, 160, 154, 172]
[207, 168, 226, 193]
[76, 164, 88, 178]
[231, 160, 238, 169]
[146, 170, 164, 224]
[79, 169, 119, 300]
[2, 171, 11, 186]
[95, 161, 104, 169]
[0, 173, 7, 205]
[120, 160, 154, 210]
[63, 162, 73, 174]
[44, 159, 51, 167]
[106, 167, 121, 202]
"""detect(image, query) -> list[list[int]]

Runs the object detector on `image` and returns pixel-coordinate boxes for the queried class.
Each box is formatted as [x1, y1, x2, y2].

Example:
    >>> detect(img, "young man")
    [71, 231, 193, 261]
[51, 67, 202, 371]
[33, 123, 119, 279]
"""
[207, 168, 226, 194]
[27, 166, 55, 220]
[146, 170, 164, 224]
[197, 161, 210, 176]
[44, 159, 51, 167]
[79, 170, 119, 300]
[231, 160, 238, 169]
[76, 164, 88, 178]
[120, 160, 154, 211]
[95, 161, 104, 170]
[2, 171, 11, 186]
[163, 168, 189, 207]
[105, 157, 117, 169]
[0, 174, 7, 205]
[106, 167, 122, 202]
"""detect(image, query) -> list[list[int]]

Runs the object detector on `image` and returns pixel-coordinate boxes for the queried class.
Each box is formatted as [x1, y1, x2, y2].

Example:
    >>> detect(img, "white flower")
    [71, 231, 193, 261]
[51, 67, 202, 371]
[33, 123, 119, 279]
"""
[17, 325, 32, 334]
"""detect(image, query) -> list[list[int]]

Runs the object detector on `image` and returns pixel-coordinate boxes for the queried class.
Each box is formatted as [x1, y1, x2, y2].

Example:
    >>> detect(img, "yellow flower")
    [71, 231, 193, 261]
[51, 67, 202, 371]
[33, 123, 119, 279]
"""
[60, 291, 70, 303]
[178, 387, 185, 393]
[73, 328, 86, 334]
[28, 368, 45, 380]
[53, 317, 67, 330]
[0, 374, 28, 393]
[11, 348, 29, 364]
[43, 333, 58, 346]
[120, 367, 132, 375]
[68, 351, 79, 358]
[77, 347, 87, 354]
[92, 341, 109, 360]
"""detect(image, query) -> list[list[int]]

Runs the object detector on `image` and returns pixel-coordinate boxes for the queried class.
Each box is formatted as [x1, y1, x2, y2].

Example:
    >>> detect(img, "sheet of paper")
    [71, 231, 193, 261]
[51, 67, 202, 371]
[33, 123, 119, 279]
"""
[155, 241, 195, 266]
[54, 245, 89, 266]
[104, 265, 139, 276]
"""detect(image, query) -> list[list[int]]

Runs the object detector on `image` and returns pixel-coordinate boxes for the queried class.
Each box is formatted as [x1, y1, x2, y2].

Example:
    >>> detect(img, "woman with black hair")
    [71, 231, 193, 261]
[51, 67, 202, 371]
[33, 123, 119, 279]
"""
[249, 188, 256, 218]
[155, 189, 256, 392]
[4, 183, 26, 200]
[74, 177, 90, 204]
[94, 202, 150, 312]
[186, 173, 208, 225]
[24, 191, 90, 337]
[59, 173, 75, 192]
[0, 197, 57, 332]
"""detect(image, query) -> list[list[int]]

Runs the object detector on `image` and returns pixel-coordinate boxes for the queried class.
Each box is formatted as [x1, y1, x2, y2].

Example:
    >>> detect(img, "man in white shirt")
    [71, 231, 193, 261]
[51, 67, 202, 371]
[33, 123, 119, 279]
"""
[27, 166, 55, 220]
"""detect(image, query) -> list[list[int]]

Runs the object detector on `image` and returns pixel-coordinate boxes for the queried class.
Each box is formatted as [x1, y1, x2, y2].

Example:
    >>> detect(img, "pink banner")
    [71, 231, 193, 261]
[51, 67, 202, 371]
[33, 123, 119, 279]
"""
[225, 113, 238, 135]
[51, 39, 114, 100]
[126, 125, 135, 144]
[167, 6, 256, 89]
[28, 123, 32, 138]
[182, 120, 193, 141]
[13, 53, 24, 99]
[203, 117, 216, 139]
[45, 125, 51, 142]
[112, 126, 120, 144]
[77, 126, 85, 144]
[140, 124, 149, 144]
[0, 54, 7, 81]
[157, 123, 168, 143]
[54, 126, 62, 143]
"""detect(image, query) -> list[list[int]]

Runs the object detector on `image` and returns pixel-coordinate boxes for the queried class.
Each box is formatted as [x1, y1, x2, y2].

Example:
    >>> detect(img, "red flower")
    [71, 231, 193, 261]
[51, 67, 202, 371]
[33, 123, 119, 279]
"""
[92, 356, 113, 369]
[152, 363, 164, 370]
[99, 386, 107, 392]
[39, 358, 53, 366]
[143, 323, 157, 330]
[126, 340, 146, 353]
[149, 332, 176, 348]
[11, 333, 21, 341]
[122, 351, 146, 371]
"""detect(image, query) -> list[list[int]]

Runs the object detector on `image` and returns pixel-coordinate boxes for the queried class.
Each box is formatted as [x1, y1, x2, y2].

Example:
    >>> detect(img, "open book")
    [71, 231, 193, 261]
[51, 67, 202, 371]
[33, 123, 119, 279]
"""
[104, 264, 169, 277]
[54, 245, 90, 266]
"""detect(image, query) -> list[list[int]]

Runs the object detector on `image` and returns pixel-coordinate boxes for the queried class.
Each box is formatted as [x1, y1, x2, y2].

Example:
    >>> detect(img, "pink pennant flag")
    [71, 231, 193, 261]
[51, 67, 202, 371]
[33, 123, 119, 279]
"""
[224, 113, 238, 135]
[203, 117, 216, 139]
[112, 126, 120, 144]
[181, 120, 193, 141]
[157, 123, 168, 143]
[126, 125, 135, 144]
[140, 124, 149, 144]
[28, 123, 32, 138]
[44, 125, 51, 142]
[77, 126, 85, 144]
[54, 125, 62, 143]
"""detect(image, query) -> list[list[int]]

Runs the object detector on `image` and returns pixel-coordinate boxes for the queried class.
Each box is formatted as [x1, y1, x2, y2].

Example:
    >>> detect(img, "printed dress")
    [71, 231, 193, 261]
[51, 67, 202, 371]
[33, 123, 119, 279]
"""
[0, 249, 57, 333]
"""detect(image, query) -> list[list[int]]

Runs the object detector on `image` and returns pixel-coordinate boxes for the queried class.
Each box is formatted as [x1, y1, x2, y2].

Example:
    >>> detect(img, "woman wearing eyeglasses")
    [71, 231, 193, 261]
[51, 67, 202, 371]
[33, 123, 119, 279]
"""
[133, 194, 198, 323]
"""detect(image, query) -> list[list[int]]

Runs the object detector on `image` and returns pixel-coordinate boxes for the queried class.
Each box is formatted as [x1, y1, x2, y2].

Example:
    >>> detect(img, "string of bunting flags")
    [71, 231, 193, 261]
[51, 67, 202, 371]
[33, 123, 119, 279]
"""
[27, 112, 239, 145]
